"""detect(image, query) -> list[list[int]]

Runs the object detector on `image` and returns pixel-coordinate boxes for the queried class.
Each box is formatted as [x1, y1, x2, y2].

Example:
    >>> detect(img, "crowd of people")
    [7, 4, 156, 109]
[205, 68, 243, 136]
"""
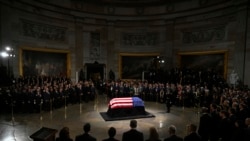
[0, 68, 250, 141]
[0, 68, 225, 113]
[56, 119, 250, 141]
[0, 75, 96, 113]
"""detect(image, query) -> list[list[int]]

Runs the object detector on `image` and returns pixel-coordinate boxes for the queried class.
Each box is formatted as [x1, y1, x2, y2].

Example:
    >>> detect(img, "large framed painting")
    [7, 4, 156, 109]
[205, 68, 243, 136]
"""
[19, 47, 71, 77]
[177, 50, 228, 79]
[119, 53, 159, 79]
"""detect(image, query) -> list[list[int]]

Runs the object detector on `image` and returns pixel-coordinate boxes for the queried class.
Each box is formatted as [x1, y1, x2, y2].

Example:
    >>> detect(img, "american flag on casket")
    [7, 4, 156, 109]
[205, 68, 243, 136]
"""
[109, 97, 145, 109]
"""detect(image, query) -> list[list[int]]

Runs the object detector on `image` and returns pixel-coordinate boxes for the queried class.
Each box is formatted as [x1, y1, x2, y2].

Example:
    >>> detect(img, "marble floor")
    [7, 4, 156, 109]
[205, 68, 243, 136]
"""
[0, 94, 201, 141]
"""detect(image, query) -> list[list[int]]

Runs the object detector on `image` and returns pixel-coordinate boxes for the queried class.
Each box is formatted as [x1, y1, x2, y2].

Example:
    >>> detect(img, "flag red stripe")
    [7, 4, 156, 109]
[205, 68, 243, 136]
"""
[109, 97, 133, 109]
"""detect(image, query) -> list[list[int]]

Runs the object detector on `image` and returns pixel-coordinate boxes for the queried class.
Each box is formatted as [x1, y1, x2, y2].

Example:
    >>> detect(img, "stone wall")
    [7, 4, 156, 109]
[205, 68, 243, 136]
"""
[0, 0, 249, 86]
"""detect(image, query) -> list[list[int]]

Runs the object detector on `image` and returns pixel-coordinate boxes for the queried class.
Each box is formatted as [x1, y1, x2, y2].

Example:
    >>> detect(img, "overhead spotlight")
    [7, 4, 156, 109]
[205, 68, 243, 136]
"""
[1, 51, 9, 58]
[5, 46, 11, 51]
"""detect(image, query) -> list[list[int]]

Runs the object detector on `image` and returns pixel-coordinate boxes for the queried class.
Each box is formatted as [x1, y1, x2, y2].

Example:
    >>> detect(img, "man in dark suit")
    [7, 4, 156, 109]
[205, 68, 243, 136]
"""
[102, 127, 119, 141]
[165, 84, 173, 112]
[218, 110, 232, 141]
[75, 123, 97, 141]
[209, 103, 220, 141]
[184, 124, 201, 141]
[244, 118, 250, 141]
[164, 125, 183, 141]
[122, 119, 144, 141]
[198, 107, 212, 141]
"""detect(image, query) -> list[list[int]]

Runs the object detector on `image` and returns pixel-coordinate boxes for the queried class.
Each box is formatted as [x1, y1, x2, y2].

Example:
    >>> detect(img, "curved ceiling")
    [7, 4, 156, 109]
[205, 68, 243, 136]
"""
[72, 0, 185, 7]
[0, 0, 243, 23]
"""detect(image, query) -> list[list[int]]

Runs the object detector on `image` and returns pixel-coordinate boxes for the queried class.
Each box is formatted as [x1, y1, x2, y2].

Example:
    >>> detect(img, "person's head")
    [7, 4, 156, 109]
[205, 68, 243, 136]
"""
[130, 119, 137, 129]
[108, 127, 116, 138]
[59, 127, 70, 139]
[210, 103, 217, 112]
[187, 124, 197, 133]
[239, 103, 246, 110]
[201, 107, 209, 113]
[168, 125, 177, 135]
[83, 123, 91, 133]
[235, 120, 245, 128]
[228, 107, 236, 115]
[245, 118, 250, 127]
[219, 110, 228, 118]
[149, 127, 159, 140]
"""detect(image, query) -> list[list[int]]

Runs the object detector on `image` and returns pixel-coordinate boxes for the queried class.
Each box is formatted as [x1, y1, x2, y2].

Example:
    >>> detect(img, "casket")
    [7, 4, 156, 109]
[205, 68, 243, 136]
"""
[107, 97, 146, 117]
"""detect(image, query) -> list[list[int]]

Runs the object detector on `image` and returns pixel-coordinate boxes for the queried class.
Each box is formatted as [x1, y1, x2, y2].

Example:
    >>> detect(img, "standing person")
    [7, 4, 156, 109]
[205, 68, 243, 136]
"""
[102, 127, 119, 141]
[56, 127, 73, 141]
[209, 103, 220, 141]
[122, 119, 144, 141]
[83, 81, 91, 103]
[75, 123, 97, 141]
[164, 125, 183, 141]
[165, 86, 172, 113]
[229, 70, 239, 88]
[184, 124, 201, 141]
[244, 118, 250, 141]
[198, 107, 212, 141]
[218, 110, 232, 141]
[145, 127, 161, 141]
[231, 120, 245, 141]
[109, 69, 115, 81]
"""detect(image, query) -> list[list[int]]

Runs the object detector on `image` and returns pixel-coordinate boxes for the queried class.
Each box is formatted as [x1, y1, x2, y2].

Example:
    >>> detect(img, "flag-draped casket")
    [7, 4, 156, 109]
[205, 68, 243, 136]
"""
[107, 97, 145, 117]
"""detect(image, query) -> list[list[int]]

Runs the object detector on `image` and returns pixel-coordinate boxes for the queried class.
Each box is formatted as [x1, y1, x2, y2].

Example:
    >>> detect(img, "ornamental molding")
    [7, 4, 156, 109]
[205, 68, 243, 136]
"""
[122, 32, 158, 46]
[20, 19, 67, 42]
[182, 26, 225, 44]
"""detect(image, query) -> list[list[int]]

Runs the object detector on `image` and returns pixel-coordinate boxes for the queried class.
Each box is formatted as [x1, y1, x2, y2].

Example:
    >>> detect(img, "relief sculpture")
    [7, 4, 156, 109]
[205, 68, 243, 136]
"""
[21, 19, 67, 42]
[182, 26, 225, 43]
[122, 33, 158, 46]
[90, 32, 101, 61]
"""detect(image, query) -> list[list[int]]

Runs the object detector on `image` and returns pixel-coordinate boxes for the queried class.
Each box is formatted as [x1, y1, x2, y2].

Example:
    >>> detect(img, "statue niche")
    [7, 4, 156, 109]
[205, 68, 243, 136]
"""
[85, 62, 105, 82]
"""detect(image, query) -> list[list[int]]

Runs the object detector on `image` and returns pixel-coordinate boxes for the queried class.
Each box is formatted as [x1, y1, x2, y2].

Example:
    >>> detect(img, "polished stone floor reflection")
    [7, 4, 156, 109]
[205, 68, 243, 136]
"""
[0, 94, 200, 141]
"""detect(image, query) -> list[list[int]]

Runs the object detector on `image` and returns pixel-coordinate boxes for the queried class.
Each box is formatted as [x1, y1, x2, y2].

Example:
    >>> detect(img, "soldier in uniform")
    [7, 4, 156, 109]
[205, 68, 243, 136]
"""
[83, 81, 91, 103]
[90, 82, 96, 101]
[154, 83, 160, 102]
[34, 86, 42, 113]
[123, 82, 130, 97]
[112, 82, 120, 98]
[165, 89, 172, 113]
[159, 84, 165, 103]
[67, 83, 76, 104]
[148, 84, 154, 101]
[75, 83, 83, 103]
[141, 82, 149, 101]
[42, 86, 51, 111]
[119, 81, 124, 97]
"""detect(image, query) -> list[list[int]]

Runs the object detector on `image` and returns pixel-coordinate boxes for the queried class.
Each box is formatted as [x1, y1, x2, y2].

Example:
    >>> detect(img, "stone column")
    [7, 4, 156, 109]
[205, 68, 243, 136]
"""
[0, 4, 2, 51]
[244, 7, 250, 86]
[74, 18, 84, 77]
[106, 20, 116, 80]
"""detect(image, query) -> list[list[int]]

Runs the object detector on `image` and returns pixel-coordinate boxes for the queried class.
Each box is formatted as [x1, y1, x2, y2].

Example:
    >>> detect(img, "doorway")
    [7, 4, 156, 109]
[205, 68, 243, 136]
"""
[85, 63, 105, 83]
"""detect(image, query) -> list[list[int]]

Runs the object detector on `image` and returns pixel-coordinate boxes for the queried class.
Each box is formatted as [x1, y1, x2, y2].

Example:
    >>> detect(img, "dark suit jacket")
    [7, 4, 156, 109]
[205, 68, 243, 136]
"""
[75, 133, 97, 141]
[102, 137, 119, 141]
[244, 127, 250, 141]
[219, 117, 232, 141]
[122, 129, 144, 141]
[164, 135, 183, 141]
[198, 113, 212, 140]
[56, 137, 73, 141]
[145, 139, 161, 141]
[184, 132, 201, 141]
